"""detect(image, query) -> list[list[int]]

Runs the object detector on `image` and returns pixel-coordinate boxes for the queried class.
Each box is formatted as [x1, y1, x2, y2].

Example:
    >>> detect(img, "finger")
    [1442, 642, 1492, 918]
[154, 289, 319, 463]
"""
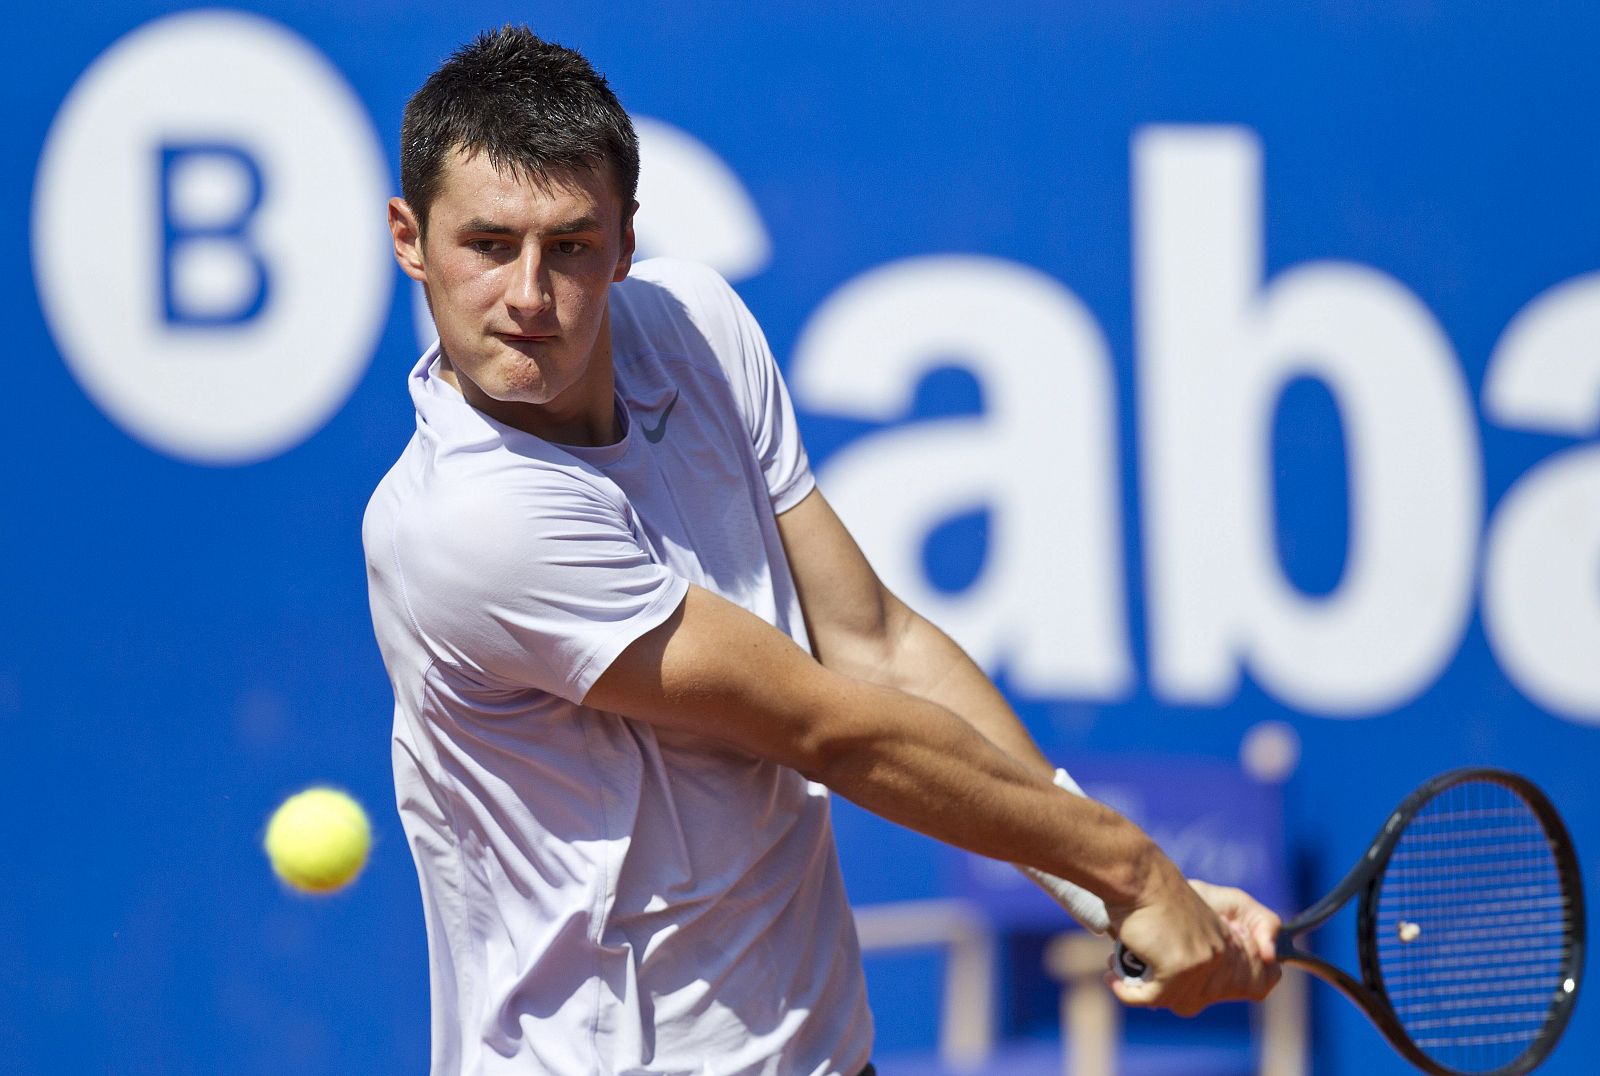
[1242, 958, 1283, 1002]
[1204, 883, 1248, 914]
[1252, 918, 1278, 963]
[1220, 932, 1267, 999]
[1234, 902, 1279, 962]
[1224, 917, 1252, 949]
[1107, 973, 1164, 1008]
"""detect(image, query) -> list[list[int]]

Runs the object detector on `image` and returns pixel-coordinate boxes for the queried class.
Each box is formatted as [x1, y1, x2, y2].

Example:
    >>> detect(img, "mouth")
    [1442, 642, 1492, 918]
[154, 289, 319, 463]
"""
[495, 332, 558, 355]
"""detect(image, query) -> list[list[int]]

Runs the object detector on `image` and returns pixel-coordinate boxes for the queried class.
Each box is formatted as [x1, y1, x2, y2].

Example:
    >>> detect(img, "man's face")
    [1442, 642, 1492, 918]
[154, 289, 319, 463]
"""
[390, 149, 635, 424]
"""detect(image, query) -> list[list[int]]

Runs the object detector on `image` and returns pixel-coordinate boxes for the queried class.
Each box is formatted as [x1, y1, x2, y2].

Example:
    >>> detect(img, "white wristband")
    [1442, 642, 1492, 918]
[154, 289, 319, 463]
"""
[1014, 767, 1111, 934]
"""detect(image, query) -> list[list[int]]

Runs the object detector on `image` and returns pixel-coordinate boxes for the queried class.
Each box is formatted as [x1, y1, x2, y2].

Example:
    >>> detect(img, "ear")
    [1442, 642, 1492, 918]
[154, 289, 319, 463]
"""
[612, 199, 639, 283]
[389, 198, 427, 283]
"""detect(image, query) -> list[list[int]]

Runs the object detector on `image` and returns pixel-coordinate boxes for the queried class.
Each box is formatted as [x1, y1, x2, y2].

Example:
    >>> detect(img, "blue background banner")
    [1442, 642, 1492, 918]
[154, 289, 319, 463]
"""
[3, 3, 1596, 1073]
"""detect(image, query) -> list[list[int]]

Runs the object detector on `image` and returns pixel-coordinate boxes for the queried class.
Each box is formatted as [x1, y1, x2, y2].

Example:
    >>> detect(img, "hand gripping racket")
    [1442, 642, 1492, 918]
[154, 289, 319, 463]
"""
[1117, 768, 1585, 1075]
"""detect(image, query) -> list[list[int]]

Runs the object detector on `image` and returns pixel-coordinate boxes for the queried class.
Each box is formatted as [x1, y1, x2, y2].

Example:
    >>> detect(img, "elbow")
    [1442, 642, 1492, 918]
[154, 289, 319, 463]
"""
[784, 679, 884, 791]
[796, 742, 876, 798]
[790, 721, 870, 790]
[814, 591, 913, 685]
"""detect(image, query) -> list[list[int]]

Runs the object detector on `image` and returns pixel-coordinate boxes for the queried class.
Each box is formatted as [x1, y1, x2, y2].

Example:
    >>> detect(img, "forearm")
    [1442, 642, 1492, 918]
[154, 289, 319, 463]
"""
[862, 598, 1053, 777]
[588, 581, 1169, 909]
[857, 603, 1159, 928]
[815, 659, 1273, 1011]
[806, 670, 1164, 910]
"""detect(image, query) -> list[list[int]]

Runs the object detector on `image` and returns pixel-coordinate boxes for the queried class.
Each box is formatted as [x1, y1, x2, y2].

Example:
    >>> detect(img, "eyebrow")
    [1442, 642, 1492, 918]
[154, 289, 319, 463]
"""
[548, 215, 603, 236]
[459, 217, 516, 236]
[457, 215, 604, 237]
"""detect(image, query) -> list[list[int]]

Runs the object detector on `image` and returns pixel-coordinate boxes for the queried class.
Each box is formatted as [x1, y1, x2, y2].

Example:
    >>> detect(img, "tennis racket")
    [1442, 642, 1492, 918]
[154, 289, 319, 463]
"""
[1117, 767, 1585, 1075]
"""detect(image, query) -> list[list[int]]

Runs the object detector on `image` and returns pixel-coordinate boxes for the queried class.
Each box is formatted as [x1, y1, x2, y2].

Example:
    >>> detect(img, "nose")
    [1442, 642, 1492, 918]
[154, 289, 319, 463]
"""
[506, 245, 551, 318]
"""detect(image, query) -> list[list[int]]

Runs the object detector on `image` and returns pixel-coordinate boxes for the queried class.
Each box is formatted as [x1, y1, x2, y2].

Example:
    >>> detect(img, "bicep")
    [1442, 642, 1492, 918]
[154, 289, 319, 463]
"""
[775, 487, 910, 678]
[583, 582, 864, 775]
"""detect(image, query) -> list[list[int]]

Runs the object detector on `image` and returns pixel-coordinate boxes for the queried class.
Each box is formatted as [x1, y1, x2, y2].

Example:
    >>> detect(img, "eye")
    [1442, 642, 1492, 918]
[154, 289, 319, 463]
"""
[467, 239, 510, 256]
[554, 240, 587, 256]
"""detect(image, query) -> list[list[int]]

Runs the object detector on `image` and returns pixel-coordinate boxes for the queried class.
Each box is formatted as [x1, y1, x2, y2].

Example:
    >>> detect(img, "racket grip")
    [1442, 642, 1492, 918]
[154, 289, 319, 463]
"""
[1115, 941, 1150, 981]
[1014, 767, 1112, 934]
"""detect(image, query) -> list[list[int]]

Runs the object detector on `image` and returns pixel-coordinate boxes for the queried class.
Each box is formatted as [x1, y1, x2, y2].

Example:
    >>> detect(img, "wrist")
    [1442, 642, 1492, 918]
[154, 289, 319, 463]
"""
[1107, 834, 1184, 916]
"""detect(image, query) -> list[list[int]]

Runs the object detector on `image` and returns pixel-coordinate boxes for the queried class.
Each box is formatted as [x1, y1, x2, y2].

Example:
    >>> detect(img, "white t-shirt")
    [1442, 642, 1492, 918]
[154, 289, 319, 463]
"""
[363, 259, 874, 1076]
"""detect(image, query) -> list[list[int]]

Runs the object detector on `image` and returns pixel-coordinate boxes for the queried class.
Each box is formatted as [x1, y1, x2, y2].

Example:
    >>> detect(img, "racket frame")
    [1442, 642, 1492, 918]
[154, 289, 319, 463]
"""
[1279, 767, 1584, 1076]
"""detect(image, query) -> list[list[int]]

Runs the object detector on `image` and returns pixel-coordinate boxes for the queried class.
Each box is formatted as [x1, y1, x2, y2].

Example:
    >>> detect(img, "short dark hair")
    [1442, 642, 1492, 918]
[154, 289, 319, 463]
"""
[400, 26, 640, 236]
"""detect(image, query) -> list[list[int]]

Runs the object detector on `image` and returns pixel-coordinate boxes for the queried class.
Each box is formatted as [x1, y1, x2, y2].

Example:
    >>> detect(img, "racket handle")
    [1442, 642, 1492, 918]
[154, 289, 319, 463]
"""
[1115, 941, 1150, 981]
[1014, 767, 1113, 934]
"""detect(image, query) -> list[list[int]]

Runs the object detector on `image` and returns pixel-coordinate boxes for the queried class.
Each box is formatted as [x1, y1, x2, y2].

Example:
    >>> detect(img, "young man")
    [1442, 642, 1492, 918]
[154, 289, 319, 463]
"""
[365, 25, 1279, 1076]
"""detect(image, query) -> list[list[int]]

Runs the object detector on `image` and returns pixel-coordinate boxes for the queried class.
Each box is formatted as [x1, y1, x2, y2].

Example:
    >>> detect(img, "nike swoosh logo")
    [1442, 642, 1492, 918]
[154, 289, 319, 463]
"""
[642, 390, 680, 443]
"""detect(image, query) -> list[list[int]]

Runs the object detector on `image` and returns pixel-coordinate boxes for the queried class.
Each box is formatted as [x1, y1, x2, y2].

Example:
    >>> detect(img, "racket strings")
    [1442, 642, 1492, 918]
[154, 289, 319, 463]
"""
[1373, 779, 1575, 1074]
[1386, 971, 1568, 1001]
[1379, 890, 1566, 914]
[1382, 909, 1568, 947]
[1373, 869, 1565, 893]
[1407, 806, 1549, 824]
[1376, 839, 1557, 862]
[1380, 930, 1569, 964]
[1398, 826, 1556, 845]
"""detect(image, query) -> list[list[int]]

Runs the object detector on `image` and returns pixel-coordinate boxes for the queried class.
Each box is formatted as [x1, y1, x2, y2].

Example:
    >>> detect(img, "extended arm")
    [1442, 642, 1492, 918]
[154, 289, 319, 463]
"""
[770, 488, 1279, 1010]
[585, 583, 1158, 902]
[584, 577, 1274, 1013]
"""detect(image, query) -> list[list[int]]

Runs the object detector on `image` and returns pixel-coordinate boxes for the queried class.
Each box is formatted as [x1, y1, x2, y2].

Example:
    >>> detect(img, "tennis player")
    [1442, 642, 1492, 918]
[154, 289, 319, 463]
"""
[364, 25, 1280, 1076]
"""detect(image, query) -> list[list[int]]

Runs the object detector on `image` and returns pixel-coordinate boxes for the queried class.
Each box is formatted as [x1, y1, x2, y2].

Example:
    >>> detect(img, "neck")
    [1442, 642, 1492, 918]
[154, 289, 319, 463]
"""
[441, 312, 619, 447]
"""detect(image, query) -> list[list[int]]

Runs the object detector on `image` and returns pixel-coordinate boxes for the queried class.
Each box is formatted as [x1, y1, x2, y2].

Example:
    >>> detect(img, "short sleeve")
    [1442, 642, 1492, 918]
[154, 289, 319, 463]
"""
[672, 262, 816, 513]
[395, 474, 689, 703]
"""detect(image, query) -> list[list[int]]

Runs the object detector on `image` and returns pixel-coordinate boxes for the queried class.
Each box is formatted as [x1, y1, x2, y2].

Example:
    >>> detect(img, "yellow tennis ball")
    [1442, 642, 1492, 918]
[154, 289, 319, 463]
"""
[264, 787, 371, 894]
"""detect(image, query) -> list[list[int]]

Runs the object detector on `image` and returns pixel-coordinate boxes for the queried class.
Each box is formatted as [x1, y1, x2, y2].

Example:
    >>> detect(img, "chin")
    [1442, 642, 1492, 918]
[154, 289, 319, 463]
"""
[484, 376, 557, 407]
